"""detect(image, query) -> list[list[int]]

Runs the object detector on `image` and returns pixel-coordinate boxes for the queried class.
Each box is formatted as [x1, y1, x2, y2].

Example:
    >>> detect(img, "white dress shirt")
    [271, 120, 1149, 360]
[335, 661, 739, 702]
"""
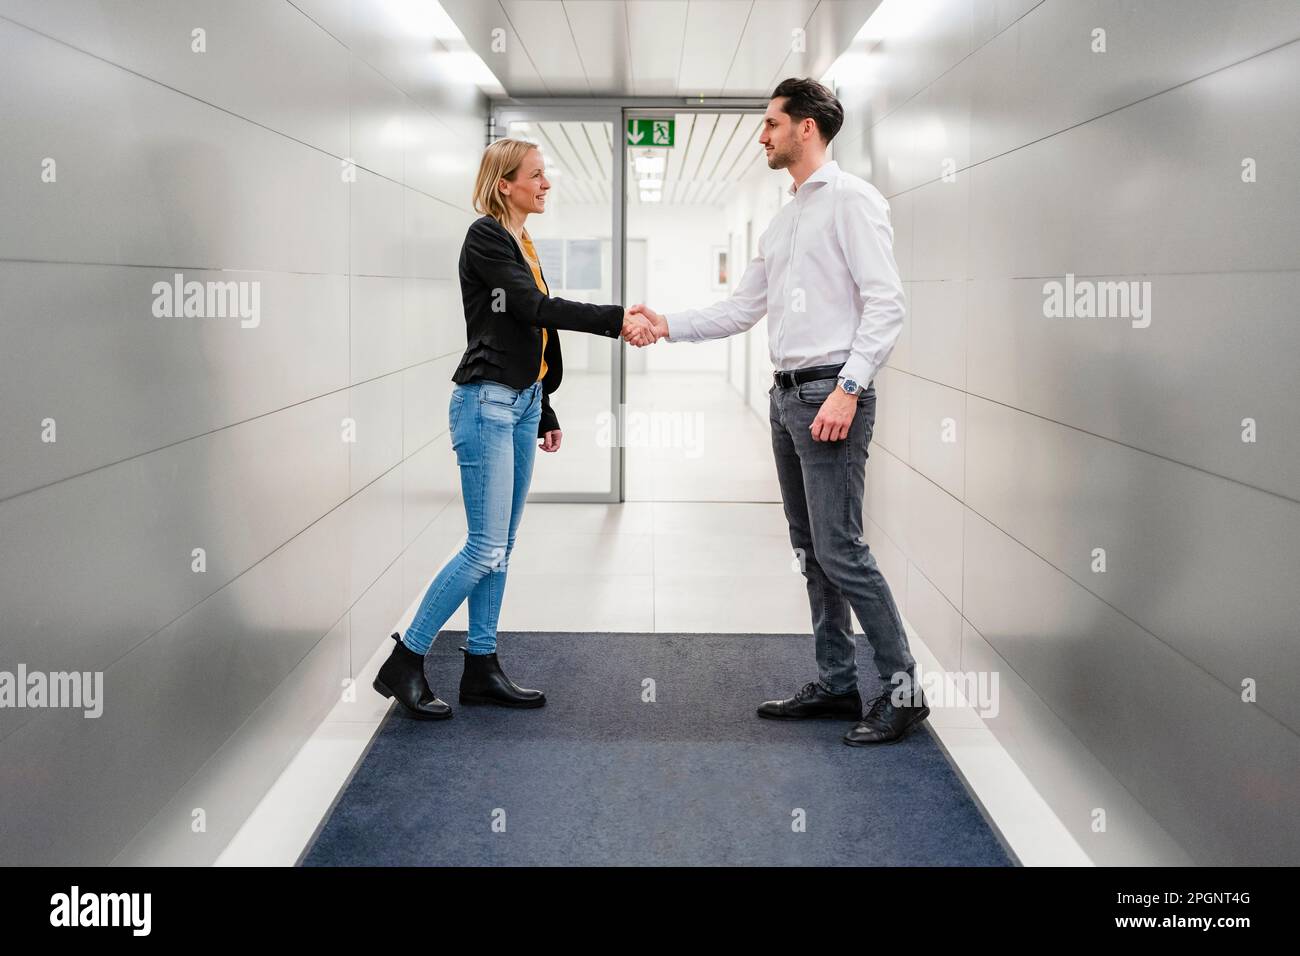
[664, 160, 905, 388]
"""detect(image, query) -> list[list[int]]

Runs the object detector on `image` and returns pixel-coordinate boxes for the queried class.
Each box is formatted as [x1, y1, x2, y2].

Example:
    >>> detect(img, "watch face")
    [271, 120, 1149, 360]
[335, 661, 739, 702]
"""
[841, 378, 859, 393]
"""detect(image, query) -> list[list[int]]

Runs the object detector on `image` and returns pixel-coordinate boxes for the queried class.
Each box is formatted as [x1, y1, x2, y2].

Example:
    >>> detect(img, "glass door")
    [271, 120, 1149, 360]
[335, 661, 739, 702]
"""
[490, 104, 625, 503]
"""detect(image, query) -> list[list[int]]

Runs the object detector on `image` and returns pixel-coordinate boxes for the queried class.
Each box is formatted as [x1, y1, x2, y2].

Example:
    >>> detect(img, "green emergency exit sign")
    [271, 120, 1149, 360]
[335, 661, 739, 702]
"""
[627, 118, 675, 147]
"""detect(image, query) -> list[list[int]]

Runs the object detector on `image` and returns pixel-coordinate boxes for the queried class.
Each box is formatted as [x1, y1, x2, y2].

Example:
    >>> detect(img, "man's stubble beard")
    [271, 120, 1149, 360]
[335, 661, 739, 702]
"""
[767, 139, 802, 170]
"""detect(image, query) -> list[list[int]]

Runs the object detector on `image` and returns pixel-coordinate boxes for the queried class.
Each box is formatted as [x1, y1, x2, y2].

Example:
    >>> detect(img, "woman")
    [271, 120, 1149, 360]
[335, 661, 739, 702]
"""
[372, 138, 651, 719]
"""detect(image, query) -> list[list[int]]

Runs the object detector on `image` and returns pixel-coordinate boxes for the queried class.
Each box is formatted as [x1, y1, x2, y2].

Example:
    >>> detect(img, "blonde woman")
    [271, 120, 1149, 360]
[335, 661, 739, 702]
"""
[372, 139, 653, 719]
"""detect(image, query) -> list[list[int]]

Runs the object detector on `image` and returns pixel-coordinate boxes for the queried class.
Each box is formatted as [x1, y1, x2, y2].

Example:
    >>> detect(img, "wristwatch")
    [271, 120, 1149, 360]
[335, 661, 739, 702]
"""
[837, 376, 860, 395]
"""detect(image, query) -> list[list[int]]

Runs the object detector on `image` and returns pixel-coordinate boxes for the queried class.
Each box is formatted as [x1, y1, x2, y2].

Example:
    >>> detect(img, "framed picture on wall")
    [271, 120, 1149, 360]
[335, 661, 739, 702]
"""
[710, 246, 728, 291]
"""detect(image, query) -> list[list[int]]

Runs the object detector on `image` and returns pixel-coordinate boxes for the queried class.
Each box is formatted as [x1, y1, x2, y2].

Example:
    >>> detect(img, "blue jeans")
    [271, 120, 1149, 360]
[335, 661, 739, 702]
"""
[769, 377, 917, 696]
[402, 379, 542, 656]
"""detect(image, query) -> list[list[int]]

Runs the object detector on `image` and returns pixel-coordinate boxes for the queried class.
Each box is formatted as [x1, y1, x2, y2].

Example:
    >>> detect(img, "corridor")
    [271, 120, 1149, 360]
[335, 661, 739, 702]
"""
[1, 0, 1296, 888]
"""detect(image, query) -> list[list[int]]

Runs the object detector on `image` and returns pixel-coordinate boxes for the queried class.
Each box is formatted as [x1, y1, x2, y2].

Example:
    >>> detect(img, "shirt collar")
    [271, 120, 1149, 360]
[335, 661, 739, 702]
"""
[788, 160, 839, 198]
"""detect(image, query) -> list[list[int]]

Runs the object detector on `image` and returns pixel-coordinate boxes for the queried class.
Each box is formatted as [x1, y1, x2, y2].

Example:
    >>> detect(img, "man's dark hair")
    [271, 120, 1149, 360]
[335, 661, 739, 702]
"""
[770, 77, 844, 143]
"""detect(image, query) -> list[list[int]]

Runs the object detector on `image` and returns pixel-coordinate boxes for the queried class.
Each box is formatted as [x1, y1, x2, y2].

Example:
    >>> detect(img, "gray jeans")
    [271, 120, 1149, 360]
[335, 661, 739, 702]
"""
[769, 376, 917, 696]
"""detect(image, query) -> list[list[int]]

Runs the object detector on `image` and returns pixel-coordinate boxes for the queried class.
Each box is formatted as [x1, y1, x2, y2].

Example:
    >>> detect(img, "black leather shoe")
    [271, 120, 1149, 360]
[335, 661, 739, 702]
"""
[373, 633, 452, 720]
[757, 680, 862, 720]
[843, 689, 930, 745]
[459, 646, 546, 708]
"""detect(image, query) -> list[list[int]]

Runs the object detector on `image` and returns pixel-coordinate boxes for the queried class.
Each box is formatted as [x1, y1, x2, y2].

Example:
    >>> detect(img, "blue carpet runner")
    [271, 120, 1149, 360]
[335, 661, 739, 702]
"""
[301, 631, 1016, 866]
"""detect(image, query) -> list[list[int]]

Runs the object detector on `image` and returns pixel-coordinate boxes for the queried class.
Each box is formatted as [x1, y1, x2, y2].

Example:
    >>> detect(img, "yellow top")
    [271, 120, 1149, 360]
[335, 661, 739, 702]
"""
[517, 229, 548, 382]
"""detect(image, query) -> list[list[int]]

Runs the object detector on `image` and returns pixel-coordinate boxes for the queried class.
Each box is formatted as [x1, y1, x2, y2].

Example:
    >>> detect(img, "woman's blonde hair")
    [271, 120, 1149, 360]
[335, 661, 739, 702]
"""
[472, 138, 541, 227]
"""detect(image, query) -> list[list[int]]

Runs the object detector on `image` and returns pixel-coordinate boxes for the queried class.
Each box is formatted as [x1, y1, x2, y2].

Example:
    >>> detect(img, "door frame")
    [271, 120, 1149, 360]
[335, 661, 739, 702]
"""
[491, 103, 625, 503]
[489, 98, 767, 502]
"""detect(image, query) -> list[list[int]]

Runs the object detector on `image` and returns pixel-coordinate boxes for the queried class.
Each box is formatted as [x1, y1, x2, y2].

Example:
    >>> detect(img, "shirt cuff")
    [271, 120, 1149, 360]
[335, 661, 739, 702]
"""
[663, 312, 696, 342]
[838, 355, 876, 388]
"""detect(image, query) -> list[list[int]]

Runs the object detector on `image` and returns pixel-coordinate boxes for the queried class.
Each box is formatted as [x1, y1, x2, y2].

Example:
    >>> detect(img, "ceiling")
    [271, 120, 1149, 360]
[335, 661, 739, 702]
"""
[438, 0, 882, 98]
[506, 112, 772, 206]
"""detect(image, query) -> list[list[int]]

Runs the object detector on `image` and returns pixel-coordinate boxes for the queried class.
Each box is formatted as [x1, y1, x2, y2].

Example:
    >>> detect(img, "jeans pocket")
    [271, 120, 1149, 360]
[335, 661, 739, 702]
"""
[449, 393, 465, 431]
[525, 383, 543, 419]
[857, 386, 877, 421]
[480, 381, 519, 407]
[794, 379, 837, 406]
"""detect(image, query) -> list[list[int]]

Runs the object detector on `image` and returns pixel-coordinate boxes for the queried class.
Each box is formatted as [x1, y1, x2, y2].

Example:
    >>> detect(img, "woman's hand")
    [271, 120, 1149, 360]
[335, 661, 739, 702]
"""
[621, 308, 656, 347]
[629, 304, 669, 342]
[539, 429, 563, 453]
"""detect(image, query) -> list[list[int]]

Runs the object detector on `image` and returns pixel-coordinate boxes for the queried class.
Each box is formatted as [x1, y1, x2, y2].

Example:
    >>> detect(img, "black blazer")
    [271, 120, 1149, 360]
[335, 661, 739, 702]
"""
[453, 214, 624, 436]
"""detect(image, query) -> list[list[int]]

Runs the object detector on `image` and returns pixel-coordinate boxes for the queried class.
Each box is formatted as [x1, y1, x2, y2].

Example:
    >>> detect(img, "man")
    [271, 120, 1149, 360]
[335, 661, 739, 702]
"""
[630, 77, 928, 745]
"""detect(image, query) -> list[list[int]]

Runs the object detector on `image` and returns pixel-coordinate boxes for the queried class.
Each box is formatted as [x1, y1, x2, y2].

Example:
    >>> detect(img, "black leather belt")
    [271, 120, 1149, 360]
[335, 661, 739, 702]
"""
[772, 363, 843, 388]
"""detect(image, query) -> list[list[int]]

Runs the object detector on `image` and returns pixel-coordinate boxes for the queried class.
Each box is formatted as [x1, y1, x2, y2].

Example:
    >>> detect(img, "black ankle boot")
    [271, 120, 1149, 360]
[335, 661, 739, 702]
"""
[373, 633, 452, 720]
[459, 646, 546, 708]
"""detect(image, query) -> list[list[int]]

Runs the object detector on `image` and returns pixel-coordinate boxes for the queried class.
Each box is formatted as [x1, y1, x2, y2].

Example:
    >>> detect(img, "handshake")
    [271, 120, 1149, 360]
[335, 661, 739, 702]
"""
[620, 305, 669, 348]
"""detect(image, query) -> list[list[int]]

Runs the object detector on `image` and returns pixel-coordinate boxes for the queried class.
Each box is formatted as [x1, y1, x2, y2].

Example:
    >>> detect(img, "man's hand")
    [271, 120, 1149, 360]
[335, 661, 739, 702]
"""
[810, 388, 857, 442]
[539, 429, 563, 453]
[628, 304, 669, 343]
[621, 309, 655, 347]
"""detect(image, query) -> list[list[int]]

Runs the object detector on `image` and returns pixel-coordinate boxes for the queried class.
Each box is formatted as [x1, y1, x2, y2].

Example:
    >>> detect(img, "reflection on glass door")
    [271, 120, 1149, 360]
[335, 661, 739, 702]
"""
[491, 107, 623, 502]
